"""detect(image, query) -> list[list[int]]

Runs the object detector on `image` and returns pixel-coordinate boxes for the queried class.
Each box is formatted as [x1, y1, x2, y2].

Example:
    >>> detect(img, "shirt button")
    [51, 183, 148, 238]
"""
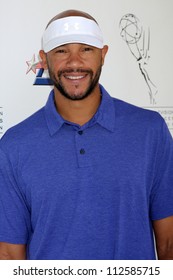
[80, 149, 85, 155]
[78, 131, 83, 135]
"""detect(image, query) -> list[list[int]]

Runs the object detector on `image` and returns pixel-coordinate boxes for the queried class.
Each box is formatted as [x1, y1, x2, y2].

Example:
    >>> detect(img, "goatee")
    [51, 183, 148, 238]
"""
[48, 66, 102, 101]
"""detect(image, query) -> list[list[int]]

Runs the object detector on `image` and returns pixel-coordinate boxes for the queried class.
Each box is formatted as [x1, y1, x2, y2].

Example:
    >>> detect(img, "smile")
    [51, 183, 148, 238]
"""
[65, 75, 85, 80]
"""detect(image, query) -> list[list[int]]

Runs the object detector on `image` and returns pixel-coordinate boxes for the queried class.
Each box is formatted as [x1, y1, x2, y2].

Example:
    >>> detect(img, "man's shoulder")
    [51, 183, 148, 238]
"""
[101, 85, 163, 126]
[0, 107, 45, 149]
[112, 97, 163, 125]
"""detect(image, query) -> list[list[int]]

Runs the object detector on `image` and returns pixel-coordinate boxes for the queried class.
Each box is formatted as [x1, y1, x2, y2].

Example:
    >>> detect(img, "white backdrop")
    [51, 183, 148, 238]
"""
[0, 0, 173, 136]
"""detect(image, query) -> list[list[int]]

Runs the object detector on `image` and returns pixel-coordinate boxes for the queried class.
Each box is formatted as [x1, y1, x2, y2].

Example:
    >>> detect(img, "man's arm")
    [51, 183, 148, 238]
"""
[153, 216, 173, 260]
[0, 242, 26, 260]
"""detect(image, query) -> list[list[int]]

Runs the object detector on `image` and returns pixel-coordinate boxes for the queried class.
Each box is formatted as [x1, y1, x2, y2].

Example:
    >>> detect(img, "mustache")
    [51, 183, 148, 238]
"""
[58, 69, 93, 76]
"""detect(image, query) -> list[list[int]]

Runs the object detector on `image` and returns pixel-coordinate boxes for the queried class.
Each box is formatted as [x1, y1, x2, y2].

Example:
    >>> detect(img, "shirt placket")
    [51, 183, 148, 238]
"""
[75, 129, 91, 168]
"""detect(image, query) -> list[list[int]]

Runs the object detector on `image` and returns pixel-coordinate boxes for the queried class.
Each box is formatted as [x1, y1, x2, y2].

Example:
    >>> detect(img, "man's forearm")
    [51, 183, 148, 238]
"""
[0, 242, 26, 260]
[157, 244, 173, 260]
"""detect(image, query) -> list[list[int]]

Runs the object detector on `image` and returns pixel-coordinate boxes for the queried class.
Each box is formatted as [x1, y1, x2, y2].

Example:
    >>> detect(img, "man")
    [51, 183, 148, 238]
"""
[0, 9, 173, 260]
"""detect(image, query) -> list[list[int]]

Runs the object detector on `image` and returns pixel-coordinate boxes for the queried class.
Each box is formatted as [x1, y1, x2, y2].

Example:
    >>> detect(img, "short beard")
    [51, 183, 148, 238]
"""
[47, 65, 102, 101]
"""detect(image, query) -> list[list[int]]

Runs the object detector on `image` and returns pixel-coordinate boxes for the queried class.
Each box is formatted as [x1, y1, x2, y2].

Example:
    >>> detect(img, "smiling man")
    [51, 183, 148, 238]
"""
[0, 9, 173, 260]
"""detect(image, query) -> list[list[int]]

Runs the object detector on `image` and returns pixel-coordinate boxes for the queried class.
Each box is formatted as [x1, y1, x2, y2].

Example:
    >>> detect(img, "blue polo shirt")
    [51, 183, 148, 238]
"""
[0, 85, 173, 260]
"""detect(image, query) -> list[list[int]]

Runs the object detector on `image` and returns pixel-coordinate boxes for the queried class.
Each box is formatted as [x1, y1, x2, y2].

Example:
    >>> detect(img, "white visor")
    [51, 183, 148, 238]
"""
[42, 16, 104, 52]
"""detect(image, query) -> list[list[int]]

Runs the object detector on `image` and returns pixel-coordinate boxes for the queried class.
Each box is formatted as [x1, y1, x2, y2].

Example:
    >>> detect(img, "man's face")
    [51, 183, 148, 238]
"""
[41, 43, 108, 101]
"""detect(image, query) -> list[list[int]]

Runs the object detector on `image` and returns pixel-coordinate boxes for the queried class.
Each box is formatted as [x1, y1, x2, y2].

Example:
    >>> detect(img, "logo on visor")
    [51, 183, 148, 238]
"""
[26, 54, 53, 86]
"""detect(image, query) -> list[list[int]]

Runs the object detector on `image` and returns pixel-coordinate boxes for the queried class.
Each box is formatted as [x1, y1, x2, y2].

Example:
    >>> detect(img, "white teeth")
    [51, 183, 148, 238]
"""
[66, 76, 84, 80]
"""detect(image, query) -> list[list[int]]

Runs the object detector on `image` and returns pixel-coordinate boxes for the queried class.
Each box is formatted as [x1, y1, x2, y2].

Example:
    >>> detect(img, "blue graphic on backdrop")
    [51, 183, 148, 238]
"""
[26, 55, 53, 86]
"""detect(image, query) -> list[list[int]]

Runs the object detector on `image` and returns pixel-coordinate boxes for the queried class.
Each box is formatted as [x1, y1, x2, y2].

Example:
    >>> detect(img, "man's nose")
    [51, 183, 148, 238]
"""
[66, 52, 83, 68]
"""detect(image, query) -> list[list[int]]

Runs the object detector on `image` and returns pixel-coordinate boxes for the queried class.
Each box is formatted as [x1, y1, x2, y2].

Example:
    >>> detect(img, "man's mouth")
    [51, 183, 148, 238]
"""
[65, 75, 87, 80]
[59, 69, 91, 82]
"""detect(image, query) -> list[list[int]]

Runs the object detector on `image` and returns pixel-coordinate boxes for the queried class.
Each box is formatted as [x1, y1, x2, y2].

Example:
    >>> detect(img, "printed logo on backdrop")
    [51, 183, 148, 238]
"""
[119, 14, 173, 132]
[26, 55, 53, 86]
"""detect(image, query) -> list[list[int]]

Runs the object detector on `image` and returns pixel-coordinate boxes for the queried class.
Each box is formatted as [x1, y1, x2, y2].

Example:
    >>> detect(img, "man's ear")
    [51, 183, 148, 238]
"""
[39, 50, 48, 69]
[101, 45, 108, 66]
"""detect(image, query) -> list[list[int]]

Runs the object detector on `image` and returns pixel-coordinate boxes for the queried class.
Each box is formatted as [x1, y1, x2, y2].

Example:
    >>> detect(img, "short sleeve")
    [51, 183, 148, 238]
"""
[0, 148, 31, 244]
[150, 119, 173, 220]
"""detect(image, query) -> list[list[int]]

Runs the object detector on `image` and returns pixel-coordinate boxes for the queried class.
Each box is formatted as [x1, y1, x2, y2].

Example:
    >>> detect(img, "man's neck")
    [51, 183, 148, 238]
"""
[54, 87, 102, 126]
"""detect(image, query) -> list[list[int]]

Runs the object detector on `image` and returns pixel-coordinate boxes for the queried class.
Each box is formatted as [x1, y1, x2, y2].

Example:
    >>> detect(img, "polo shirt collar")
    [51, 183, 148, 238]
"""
[44, 85, 115, 136]
[96, 84, 115, 132]
[44, 90, 64, 136]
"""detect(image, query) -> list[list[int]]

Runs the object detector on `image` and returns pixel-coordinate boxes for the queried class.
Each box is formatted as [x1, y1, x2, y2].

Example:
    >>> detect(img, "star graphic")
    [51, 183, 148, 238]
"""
[26, 55, 42, 74]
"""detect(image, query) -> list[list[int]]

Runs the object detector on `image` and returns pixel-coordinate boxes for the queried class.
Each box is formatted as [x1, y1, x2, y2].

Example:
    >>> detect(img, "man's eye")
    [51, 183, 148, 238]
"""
[83, 47, 93, 52]
[55, 49, 66, 53]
